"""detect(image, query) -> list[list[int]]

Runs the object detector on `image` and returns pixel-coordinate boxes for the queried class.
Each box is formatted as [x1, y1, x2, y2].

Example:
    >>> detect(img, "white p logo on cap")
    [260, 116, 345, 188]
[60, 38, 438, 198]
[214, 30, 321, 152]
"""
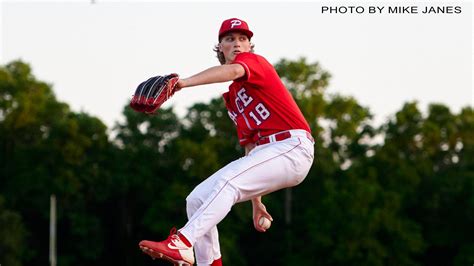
[230, 19, 242, 28]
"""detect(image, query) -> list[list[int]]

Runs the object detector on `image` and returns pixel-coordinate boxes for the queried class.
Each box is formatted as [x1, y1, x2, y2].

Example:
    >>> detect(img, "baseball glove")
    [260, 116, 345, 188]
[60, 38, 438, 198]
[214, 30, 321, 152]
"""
[130, 73, 180, 114]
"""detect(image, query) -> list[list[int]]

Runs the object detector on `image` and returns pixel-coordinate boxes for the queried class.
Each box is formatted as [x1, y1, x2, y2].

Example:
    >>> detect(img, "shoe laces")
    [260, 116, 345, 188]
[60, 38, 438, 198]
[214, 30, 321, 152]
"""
[167, 227, 182, 246]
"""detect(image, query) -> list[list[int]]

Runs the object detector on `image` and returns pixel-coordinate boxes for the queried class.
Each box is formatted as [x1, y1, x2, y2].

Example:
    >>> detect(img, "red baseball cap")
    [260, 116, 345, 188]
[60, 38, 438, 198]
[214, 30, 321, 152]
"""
[218, 18, 253, 41]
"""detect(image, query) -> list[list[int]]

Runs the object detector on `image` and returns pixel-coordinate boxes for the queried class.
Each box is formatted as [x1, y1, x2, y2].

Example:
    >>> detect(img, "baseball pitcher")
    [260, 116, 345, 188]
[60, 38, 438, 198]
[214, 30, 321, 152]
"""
[133, 18, 315, 266]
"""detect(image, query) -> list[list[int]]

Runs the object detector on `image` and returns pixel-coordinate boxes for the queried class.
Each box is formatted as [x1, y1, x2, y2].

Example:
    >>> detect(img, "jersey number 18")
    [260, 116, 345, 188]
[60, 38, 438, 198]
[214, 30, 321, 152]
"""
[249, 103, 270, 125]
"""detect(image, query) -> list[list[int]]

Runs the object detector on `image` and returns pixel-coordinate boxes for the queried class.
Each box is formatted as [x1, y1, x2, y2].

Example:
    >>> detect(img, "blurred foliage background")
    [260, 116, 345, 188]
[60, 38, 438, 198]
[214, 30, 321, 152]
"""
[0, 59, 473, 266]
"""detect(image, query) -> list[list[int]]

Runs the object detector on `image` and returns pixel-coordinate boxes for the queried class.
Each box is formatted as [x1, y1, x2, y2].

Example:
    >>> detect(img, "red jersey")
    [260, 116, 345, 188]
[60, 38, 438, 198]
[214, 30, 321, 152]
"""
[222, 52, 311, 146]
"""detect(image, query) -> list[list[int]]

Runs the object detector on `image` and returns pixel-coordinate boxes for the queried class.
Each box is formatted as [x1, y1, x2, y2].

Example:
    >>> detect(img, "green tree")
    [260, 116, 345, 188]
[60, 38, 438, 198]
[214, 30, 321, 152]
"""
[0, 60, 113, 265]
[274, 58, 400, 266]
[2, 58, 472, 266]
[0, 195, 26, 266]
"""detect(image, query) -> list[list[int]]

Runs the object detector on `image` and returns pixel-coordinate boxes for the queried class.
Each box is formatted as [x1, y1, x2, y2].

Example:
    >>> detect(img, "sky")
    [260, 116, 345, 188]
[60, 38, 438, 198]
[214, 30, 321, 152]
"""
[1, 1, 472, 129]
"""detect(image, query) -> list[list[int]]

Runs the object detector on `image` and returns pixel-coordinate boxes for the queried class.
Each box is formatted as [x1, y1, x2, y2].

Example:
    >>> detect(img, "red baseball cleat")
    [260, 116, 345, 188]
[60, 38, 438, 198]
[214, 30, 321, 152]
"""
[139, 227, 195, 266]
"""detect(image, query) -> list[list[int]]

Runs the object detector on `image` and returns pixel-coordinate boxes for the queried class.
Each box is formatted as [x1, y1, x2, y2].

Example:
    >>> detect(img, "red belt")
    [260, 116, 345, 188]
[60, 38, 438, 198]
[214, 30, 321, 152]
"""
[256, 131, 314, 146]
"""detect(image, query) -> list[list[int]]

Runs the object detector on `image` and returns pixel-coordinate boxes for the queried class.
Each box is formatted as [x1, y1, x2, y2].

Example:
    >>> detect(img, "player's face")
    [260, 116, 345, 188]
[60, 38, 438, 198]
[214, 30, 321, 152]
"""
[219, 32, 251, 64]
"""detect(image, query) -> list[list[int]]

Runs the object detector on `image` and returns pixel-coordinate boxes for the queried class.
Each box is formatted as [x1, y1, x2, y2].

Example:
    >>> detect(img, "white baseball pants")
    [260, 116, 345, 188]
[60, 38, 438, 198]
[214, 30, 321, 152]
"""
[179, 129, 315, 265]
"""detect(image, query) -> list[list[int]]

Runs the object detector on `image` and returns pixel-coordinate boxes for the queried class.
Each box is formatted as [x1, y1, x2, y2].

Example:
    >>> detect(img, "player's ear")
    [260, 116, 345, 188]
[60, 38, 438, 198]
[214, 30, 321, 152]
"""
[218, 43, 224, 52]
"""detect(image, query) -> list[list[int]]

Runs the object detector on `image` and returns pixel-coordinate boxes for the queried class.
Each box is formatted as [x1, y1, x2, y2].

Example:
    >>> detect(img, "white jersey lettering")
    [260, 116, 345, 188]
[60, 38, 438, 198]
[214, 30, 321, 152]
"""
[255, 103, 270, 120]
[228, 110, 237, 125]
[235, 98, 244, 113]
[237, 88, 253, 107]
[249, 102, 270, 126]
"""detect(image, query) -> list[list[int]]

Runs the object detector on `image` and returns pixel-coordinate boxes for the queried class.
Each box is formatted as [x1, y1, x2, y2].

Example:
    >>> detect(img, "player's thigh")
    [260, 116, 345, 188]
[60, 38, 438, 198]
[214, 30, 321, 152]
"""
[229, 138, 313, 202]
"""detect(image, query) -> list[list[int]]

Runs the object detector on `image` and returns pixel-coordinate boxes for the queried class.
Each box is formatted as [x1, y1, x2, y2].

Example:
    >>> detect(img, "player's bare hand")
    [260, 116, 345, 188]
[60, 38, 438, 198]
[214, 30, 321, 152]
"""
[176, 78, 186, 91]
[252, 202, 273, 232]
